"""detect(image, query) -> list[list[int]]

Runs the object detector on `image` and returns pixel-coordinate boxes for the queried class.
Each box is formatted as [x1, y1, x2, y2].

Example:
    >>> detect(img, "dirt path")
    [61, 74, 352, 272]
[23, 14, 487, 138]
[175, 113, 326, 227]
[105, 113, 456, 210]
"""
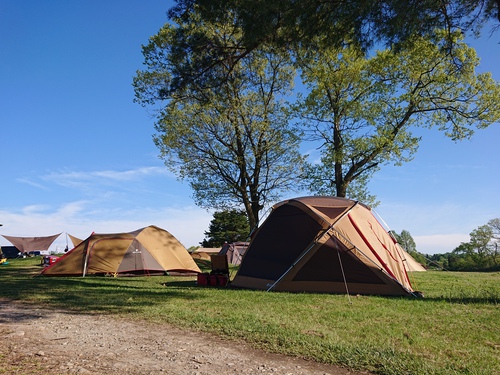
[0, 301, 369, 375]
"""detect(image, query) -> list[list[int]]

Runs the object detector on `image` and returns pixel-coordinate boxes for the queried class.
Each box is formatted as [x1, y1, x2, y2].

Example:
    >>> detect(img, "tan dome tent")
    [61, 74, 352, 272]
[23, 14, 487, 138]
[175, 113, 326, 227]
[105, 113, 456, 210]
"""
[398, 245, 427, 272]
[231, 197, 417, 296]
[41, 225, 200, 276]
[386, 231, 427, 272]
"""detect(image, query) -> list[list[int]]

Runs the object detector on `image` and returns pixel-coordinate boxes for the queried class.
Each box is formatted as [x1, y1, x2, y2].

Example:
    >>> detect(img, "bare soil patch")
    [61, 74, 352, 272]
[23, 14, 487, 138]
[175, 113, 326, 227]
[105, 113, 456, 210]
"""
[1, 300, 369, 375]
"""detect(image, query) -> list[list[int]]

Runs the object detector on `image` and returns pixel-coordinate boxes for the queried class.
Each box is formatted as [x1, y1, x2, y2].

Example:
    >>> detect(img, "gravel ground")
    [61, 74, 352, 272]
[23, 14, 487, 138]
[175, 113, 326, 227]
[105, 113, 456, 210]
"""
[0, 300, 370, 375]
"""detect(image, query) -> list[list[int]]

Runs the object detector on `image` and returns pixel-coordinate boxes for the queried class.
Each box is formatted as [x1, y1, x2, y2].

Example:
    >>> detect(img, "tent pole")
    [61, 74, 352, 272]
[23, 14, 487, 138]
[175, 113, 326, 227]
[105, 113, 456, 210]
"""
[331, 228, 416, 296]
[266, 201, 360, 292]
[335, 240, 352, 304]
[82, 241, 91, 277]
[266, 227, 333, 292]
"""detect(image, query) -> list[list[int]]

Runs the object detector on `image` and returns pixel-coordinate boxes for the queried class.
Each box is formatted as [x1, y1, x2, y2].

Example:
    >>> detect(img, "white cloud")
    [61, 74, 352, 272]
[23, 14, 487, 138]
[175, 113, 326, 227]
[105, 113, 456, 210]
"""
[16, 178, 50, 190]
[414, 233, 470, 255]
[373, 201, 491, 254]
[0, 202, 212, 252]
[41, 166, 172, 186]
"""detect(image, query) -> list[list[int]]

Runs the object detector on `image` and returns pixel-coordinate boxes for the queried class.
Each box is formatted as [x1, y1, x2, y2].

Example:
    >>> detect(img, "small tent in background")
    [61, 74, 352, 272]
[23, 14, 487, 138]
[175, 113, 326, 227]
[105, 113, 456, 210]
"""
[190, 252, 211, 261]
[41, 225, 200, 276]
[231, 196, 417, 296]
[190, 247, 221, 262]
[2, 233, 62, 255]
[219, 242, 249, 265]
[399, 245, 427, 272]
[385, 230, 427, 272]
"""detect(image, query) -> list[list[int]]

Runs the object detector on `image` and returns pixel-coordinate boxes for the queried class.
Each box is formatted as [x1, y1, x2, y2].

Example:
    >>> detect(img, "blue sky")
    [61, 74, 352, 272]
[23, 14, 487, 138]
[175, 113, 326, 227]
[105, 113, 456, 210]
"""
[1, 1, 499, 254]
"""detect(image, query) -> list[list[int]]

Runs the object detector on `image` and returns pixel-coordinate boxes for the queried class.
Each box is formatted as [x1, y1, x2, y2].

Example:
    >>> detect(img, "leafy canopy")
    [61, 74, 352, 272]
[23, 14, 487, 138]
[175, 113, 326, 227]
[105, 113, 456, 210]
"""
[295, 31, 500, 204]
[166, 0, 500, 90]
[201, 210, 250, 247]
[134, 9, 305, 229]
[135, 2, 500, 219]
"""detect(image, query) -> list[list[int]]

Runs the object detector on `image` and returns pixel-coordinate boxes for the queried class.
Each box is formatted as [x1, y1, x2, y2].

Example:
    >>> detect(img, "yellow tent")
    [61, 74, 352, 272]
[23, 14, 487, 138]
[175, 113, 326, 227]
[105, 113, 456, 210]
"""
[41, 225, 200, 276]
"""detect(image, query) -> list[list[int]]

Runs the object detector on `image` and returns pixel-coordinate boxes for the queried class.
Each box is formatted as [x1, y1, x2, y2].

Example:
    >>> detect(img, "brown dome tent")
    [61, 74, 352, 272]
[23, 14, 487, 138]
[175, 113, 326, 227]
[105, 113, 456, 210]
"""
[41, 225, 200, 276]
[398, 244, 427, 272]
[218, 242, 249, 265]
[231, 197, 417, 296]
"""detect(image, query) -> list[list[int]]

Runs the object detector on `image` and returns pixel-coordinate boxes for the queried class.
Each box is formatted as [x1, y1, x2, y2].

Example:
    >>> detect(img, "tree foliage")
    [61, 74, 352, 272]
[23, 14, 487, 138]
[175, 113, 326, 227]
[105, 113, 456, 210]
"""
[295, 31, 500, 204]
[166, 0, 500, 90]
[134, 9, 305, 230]
[431, 219, 500, 271]
[395, 230, 417, 253]
[392, 229, 428, 266]
[201, 210, 250, 248]
[135, 2, 500, 228]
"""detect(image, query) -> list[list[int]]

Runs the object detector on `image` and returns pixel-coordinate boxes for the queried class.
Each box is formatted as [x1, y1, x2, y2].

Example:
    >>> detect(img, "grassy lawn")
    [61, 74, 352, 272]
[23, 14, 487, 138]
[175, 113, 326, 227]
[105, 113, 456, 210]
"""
[1, 257, 499, 375]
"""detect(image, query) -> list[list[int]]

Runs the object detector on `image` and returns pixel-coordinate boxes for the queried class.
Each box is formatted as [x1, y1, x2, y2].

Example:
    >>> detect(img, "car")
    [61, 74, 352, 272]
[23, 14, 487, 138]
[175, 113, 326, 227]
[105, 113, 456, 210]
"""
[28, 251, 42, 257]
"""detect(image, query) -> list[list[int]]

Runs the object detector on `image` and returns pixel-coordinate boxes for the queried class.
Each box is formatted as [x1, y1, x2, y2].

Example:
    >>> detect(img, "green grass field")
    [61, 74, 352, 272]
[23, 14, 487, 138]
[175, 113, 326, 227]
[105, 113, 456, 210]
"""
[1, 257, 499, 375]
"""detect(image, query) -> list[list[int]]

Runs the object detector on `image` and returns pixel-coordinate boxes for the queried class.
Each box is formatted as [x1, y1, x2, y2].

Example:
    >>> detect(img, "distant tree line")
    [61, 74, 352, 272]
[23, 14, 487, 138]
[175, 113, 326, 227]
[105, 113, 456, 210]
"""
[426, 219, 500, 271]
[201, 213, 500, 272]
[395, 219, 500, 271]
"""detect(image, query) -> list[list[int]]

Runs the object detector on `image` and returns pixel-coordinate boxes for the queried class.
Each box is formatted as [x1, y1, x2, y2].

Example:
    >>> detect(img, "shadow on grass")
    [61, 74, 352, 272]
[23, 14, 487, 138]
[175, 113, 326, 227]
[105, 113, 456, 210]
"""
[2, 263, 498, 319]
[151, 279, 500, 305]
[0, 265, 211, 318]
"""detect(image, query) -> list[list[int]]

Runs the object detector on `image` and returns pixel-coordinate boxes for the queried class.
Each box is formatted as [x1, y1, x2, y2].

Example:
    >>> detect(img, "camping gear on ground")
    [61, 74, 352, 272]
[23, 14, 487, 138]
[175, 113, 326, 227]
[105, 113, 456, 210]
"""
[231, 196, 417, 296]
[197, 254, 230, 286]
[41, 225, 200, 276]
[42, 255, 60, 267]
[196, 272, 229, 286]
[218, 242, 249, 265]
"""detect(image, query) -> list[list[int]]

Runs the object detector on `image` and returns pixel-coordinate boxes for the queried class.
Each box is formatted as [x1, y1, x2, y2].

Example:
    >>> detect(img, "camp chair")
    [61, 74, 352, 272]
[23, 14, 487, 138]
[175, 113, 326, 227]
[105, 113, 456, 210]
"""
[210, 254, 230, 286]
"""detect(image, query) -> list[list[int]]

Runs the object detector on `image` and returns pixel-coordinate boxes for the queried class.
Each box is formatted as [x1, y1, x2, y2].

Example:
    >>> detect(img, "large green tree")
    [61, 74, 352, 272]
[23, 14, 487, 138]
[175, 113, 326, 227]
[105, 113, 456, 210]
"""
[487, 218, 500, 264]
[295, 31, 500, 204]
[452, 224, 494, 269]
[469, 225, 494, 263]
[201, 210, 250, 247]
[394, 230, 417, 254]
[392, 229, 428, 266]
[166, 0, 499, 90]
[134, 10, 305, 230]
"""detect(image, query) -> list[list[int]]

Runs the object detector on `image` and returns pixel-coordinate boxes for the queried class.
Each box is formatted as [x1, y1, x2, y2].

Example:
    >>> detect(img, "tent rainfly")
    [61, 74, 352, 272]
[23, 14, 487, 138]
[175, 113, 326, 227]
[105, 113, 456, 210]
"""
[67, 233, 84, 248]
[398, 245, 427, 272]
[41, 225, 200, 276]
[231, 196, 419, 296]
[2, 233, 62, 253]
